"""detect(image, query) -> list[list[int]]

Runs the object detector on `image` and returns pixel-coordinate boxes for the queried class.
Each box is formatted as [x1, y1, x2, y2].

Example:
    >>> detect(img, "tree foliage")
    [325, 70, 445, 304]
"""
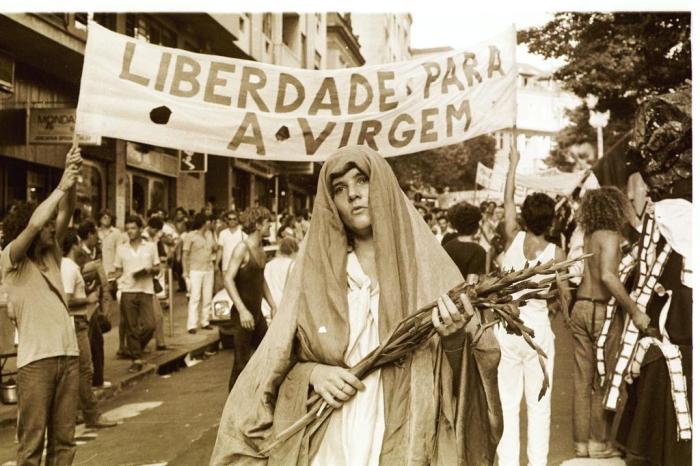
[519, 12, 691, 170]
[388, 135, 496, 191]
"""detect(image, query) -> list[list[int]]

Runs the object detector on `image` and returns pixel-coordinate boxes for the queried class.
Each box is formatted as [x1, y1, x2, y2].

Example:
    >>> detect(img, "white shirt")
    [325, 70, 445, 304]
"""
[218, 227, 247, 272]
[311, 252, 384, 466]
[60, 257, 88, 316]
[114, 240, 160, 294]
[502, 231, 556, 327]
[162, 222, 179, 240]
[261, 256, 294, 320]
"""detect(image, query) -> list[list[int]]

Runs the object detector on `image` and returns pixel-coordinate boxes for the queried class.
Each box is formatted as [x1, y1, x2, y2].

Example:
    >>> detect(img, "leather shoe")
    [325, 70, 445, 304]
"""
[86, 418, 118, 429]
[128, 361, 143, 373]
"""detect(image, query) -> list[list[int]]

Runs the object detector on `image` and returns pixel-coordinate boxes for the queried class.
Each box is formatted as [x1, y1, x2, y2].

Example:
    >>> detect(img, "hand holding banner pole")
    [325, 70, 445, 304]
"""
[70, 133, 84, 184]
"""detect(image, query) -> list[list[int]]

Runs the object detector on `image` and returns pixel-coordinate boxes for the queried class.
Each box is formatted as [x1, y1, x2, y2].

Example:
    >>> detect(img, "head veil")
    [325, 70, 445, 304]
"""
[211, 146, 501, 465]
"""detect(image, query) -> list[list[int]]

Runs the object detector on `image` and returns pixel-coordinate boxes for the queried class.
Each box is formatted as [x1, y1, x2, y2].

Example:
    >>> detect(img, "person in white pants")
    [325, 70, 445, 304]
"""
[183, 212, 217, 334]
[497, 142, 570, 466]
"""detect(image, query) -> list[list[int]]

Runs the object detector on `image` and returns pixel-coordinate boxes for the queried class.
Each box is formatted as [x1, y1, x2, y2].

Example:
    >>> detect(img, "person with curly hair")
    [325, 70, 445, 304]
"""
[223, 206, 277, 390]
[569, 186, 647, 459]
[497, 140, 570, 466]
[0, 146, 82, 465]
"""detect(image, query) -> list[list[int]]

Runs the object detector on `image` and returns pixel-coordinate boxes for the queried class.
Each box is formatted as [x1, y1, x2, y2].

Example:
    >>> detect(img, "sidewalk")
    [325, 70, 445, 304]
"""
[0, 291, 220, 427]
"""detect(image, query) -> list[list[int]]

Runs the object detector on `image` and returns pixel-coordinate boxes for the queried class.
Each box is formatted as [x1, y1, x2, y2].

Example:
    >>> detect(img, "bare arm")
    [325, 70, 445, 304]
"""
[182, 237, 192, 277]
[215, 239, 223, 270]
[262, 279, 277, 318]
[55, 146, 82, 244]
[503, 137, 520, 247]
[223, 243, 249, 314]
[598, 231, 650, 331]
[9, 160, 80, 264]
[66, 290, 99, 309]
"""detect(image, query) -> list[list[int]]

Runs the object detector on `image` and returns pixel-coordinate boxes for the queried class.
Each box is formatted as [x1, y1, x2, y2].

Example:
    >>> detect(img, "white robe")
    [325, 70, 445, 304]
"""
[311, 252, 385, 466]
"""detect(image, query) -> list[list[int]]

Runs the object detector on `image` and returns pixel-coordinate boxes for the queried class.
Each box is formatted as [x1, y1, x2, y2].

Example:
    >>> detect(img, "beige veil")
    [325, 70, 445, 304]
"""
[211, 146, 501, 465]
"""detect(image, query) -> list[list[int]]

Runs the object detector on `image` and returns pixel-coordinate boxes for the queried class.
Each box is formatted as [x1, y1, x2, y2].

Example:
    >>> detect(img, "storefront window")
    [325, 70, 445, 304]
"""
[150, 179, 167, 213]
[132, 175, 148, 217]
[232, 170, 250, 211]
[75, 163, 103, 221]
[26, 170, 47, 204]
[129, 172, 171, 217]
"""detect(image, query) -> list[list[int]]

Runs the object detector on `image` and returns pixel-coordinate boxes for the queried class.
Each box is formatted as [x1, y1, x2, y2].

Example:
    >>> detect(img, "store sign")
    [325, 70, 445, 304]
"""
[233, 158, 276, 179]
[76, 21, 516, 161]
[179, 151, 207, 173]
[273, 161, 315, 176]
[28, 108, 101, 145]
[126, 142, 179, 177]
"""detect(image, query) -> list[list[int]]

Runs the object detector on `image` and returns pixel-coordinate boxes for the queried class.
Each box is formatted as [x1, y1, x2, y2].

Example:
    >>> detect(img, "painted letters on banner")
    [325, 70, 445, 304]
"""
[76, 22, 516, 161]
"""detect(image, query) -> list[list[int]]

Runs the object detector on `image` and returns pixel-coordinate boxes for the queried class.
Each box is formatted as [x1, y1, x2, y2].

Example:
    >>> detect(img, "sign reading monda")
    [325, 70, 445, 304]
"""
[76, 22, 516, 161]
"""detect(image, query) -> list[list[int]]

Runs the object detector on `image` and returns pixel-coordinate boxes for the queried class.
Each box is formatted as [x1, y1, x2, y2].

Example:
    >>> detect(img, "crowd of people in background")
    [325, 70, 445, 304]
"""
[0, 138, 685, 465]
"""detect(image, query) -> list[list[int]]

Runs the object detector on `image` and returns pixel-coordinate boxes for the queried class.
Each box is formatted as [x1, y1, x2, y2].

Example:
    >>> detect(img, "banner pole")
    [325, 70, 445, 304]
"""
[168, 268, 174, 337]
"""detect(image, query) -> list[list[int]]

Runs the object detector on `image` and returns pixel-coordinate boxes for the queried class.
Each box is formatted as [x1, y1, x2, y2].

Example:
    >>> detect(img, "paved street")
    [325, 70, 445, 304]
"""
[0, 311, 624, 466]
[0, 348, 230, 466]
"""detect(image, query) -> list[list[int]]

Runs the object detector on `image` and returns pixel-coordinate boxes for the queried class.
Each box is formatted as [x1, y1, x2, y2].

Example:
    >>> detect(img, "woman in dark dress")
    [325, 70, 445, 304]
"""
[222, 206, 277, 391]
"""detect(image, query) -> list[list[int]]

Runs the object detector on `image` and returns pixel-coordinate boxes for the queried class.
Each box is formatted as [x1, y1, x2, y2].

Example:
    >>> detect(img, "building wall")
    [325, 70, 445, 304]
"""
[492, 68, 579, 173]
[176, 172, 206, 213]
[234, 13, 327, 68]
[351, 13, 411, 65]
[326, 13, 364, 69]
[0, 12, 333, 221]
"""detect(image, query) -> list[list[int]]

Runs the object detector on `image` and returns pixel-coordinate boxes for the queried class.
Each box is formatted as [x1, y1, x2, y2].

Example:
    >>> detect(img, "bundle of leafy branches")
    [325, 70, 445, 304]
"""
[260, 254, 588, 455]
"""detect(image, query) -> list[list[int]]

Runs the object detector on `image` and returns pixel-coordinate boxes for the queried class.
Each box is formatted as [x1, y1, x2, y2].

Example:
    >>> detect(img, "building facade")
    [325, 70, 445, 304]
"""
[326, 13, 364, 69]
[0, 13, 259, 225]
[492, 64, 579, 173]
[350, 13, 411, 65]
[204, 12, 330, 216]
[0, 13, 349, 227]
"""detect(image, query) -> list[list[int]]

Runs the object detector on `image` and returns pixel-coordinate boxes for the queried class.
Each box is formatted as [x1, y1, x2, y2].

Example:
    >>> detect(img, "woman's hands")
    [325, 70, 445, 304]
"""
[309, 364, 365, 409]
[431, 293, 473, 338]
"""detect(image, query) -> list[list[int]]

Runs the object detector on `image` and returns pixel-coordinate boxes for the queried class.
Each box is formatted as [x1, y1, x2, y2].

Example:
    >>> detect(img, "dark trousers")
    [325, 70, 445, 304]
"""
[173, 260, 187, 291]
[17, 356, 79, 466]
[88, 313, 105, 387]
[228, 307, 267, 391]
[120, 292, 156, 360]
[74, 317, 100, 424]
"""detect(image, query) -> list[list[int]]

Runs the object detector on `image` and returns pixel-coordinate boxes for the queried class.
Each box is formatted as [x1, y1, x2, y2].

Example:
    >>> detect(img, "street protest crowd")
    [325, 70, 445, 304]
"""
[0, 124, 692, 465]
[0, 25, 691, 466]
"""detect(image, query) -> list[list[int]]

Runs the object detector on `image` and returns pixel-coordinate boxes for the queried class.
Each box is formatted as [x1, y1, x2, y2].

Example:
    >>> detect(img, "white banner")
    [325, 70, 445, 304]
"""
[475, 162, 590, 198]
[76, 22, 516, 161]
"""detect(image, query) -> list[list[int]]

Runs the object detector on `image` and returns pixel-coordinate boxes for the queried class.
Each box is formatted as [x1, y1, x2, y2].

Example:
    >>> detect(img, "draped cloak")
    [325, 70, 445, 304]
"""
[210, 146, 502, 465]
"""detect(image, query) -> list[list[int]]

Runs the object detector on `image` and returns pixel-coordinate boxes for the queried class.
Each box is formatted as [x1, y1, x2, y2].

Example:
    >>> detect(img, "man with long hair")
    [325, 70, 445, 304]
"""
[0, 147, 82, 465]
[571, 187, 648, 459]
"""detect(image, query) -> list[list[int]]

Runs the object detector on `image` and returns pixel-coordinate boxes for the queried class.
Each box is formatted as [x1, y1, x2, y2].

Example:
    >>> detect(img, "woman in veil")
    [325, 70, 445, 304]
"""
[211, 146, 502, 466]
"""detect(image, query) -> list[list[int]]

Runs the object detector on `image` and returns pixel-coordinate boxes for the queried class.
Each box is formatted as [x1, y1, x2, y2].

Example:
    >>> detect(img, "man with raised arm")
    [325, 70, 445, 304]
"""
[0, 146, 83, 466]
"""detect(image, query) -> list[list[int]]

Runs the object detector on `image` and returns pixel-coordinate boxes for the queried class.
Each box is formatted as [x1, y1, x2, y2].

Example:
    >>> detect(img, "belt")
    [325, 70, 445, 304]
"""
[576, 297, 608, 305]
